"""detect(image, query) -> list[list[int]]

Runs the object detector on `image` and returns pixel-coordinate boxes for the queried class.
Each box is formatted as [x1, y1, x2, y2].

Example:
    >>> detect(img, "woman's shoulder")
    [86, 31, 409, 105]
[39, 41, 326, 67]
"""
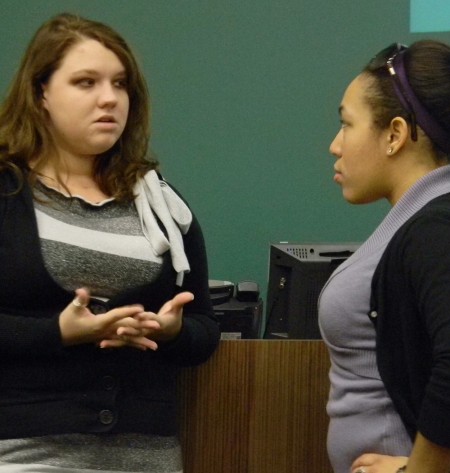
[397, 192, 450, 233]
[0, 166, 28, 194]
[377, 192, 450, 268]
[154, 171, 191, 207]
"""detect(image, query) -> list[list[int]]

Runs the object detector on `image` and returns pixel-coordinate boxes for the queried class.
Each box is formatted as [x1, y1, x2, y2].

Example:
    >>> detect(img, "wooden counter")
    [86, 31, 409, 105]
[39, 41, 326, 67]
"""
[178, 340, 332, 473]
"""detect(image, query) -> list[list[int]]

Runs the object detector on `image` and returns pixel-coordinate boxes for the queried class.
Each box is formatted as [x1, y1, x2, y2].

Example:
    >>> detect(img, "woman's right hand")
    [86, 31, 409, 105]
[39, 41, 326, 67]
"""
[59, 288, 149, 348]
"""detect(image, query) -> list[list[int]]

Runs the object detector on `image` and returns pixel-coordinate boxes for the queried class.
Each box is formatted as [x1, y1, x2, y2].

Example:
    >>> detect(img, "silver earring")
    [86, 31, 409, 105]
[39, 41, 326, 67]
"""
[387, 147, 393, 154]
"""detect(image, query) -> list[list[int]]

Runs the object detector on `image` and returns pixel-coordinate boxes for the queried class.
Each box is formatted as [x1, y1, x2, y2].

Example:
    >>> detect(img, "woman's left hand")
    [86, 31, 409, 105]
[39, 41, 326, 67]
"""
[351, 454, 408, 473]
[99, 292, 194, 350]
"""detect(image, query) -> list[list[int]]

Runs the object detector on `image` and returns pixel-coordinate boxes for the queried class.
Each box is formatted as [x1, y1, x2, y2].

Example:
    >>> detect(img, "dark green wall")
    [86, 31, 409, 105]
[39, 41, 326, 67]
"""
[1, 1, 450, 301]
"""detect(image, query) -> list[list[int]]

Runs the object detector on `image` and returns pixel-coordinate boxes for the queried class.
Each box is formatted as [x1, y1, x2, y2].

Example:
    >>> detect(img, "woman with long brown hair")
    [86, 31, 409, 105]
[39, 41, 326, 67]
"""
[0, 13, 220, 472]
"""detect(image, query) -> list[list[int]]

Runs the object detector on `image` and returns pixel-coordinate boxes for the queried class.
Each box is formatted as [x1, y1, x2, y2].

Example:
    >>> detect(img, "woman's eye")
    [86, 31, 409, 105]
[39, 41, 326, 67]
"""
[114, 79, 128, 89]
[75, 78, 95, 88]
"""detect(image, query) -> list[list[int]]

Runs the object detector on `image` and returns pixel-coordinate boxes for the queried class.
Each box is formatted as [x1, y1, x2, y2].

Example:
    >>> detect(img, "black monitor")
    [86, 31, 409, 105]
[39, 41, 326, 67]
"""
[264, 242, 360, 340]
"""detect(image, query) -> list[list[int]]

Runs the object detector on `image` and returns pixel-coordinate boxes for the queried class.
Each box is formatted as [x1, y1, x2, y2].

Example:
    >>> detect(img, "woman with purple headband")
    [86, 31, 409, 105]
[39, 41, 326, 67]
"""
[319, 40, 450, 473]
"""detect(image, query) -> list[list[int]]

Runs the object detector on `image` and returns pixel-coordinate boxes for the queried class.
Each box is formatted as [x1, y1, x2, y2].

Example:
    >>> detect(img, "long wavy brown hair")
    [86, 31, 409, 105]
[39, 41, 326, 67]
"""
[0, 12, 157, 201]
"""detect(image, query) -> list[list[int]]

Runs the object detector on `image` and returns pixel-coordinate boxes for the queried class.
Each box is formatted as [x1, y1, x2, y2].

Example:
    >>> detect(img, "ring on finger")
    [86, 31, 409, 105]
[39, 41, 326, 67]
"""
[72, 297, 87, 308]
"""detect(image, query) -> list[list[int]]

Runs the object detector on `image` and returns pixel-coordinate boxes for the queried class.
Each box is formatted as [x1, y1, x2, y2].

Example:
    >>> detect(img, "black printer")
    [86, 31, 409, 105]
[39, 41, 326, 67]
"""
[209, 280, 263, 339]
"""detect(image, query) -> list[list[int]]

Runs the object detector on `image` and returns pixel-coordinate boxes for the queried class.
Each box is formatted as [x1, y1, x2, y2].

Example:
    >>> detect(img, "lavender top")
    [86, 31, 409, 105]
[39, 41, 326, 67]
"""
[318, 165, 450, 472]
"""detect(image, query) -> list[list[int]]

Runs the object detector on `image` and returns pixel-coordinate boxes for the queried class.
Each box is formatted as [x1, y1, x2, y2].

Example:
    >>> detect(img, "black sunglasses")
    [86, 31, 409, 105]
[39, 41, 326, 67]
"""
[369, 43, 418, 142]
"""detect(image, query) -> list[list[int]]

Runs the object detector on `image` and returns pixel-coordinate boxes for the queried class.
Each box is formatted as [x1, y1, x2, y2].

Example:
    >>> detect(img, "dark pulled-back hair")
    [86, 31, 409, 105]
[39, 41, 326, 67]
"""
[0, 12, 157, 201]
[363, 39, 450, 158]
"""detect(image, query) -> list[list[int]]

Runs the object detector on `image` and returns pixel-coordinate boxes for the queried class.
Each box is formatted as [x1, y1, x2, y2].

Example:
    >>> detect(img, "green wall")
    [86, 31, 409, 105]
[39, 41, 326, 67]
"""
[1, 0, 450, 302]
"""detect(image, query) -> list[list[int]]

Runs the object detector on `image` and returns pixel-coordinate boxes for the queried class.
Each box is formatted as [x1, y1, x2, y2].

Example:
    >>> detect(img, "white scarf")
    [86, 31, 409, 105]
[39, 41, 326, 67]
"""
[134, 170, 192, 285]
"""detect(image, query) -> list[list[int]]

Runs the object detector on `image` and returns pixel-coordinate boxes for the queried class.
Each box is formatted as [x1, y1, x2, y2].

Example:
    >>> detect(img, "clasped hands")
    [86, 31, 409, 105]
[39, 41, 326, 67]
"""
[59, 288, 194, 351]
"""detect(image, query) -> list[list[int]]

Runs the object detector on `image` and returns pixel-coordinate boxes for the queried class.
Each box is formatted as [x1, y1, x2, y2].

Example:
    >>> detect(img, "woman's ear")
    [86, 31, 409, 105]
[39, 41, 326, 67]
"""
[386, 116, 409, 155]
[41, 83, 48, 109]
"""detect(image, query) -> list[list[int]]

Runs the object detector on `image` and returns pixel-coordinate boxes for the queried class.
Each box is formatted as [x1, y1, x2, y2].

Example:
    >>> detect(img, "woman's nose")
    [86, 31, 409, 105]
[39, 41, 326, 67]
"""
[98, 83, 118, 107]
[329, 129, 342, 158]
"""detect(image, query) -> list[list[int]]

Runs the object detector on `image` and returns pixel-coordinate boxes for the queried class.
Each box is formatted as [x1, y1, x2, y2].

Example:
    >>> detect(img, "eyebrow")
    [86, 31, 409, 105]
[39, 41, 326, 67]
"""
[70, 69, 127, 76]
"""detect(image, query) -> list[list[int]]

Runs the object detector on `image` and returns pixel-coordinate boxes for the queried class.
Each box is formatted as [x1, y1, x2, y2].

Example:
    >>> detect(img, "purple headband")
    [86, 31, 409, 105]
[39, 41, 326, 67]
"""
[391, 51, 450, 153]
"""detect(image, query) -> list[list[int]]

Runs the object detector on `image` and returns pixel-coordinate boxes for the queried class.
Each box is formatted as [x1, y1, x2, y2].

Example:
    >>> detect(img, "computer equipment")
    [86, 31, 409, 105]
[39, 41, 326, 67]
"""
[209, 280, 263, 339]
[264, 242, 359, 339]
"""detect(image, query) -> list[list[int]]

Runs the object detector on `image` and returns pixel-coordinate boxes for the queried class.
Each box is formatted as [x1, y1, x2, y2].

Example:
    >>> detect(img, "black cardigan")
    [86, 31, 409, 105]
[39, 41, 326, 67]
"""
[0, 170, 220, 439]
[370, 193, 450, 448]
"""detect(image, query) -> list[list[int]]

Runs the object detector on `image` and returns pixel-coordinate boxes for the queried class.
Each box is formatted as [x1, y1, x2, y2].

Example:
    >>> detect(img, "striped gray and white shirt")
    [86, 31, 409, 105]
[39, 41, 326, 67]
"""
[33, 181, 163, 300]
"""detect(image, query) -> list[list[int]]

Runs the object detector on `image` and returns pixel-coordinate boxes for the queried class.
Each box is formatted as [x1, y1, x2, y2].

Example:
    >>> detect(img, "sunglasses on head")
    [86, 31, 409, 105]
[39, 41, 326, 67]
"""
[370, 43, 418, 142]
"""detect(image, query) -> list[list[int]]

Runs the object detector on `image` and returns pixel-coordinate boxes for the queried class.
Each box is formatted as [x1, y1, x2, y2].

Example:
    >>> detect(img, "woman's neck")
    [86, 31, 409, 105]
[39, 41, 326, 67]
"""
[35, 159, 111, 204]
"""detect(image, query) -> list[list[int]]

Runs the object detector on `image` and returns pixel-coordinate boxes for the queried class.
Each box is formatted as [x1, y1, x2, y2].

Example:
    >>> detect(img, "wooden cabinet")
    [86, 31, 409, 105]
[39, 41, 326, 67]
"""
[178, 340, 332, 473]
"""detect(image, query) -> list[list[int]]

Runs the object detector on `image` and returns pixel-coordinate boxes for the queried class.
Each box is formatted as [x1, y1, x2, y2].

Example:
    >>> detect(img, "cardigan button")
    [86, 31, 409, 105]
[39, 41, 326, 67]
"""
[102, 375, 116, 391]
[99, 409, 115, 425]
[369, 310, 378, 318]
